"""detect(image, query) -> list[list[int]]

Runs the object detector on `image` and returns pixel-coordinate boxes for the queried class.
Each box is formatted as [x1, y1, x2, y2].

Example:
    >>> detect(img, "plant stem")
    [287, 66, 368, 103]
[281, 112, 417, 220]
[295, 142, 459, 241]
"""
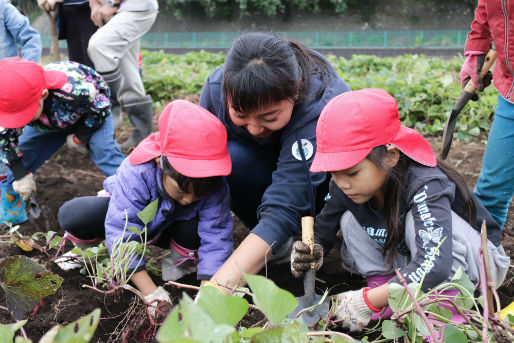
[166, 280, 200, 291]
[394, 269, 441, 343]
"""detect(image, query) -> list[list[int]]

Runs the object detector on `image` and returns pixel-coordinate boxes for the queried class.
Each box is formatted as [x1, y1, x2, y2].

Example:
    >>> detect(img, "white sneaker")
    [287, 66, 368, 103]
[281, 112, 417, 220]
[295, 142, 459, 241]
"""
[161, 249, 197, 281]
[55, 250, 84, 271]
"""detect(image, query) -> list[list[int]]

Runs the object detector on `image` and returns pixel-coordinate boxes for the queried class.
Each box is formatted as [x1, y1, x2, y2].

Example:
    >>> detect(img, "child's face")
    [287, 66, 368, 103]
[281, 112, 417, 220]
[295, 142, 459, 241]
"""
[31, 89, 49, 123]
[227, 99, 294, 138]
[162, 174, 199, 206]
[330, 146, 400, 209]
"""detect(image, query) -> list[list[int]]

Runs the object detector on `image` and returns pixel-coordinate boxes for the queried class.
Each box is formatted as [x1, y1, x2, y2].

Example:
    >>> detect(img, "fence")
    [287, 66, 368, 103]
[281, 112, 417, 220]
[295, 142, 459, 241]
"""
[41, 30, 469, 50]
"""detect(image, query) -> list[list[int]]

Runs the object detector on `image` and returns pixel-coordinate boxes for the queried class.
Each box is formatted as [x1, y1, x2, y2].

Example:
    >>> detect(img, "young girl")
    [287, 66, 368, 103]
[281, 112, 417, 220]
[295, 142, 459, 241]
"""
[199, 32, 351, 292]
[0, 57, 124, 225]
[291, 89, 510, 331]
[58, 100, 233, 313]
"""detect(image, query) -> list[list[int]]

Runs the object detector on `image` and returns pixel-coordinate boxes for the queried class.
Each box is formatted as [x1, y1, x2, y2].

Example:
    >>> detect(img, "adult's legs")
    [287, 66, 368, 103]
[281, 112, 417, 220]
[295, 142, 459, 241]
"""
[474, 94, 514, 228]
[87, 115, 125, 177]
[61, 3, 97, 68]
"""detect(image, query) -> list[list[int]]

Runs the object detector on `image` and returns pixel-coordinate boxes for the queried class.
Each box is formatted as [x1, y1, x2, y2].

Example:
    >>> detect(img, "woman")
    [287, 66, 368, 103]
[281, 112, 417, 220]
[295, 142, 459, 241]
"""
[199, 32, 351, 292]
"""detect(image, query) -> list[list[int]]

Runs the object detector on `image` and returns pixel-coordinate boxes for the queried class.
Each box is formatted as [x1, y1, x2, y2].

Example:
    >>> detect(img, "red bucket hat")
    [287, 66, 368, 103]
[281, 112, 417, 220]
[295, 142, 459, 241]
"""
[130, 100, 232, 177]
[0, 57, 68, 128]
[310, 88, 436, 172]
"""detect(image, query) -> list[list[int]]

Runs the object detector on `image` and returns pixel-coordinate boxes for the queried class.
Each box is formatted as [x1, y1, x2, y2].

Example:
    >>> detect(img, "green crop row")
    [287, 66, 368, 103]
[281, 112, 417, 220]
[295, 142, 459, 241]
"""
[142, 50, 498, 140]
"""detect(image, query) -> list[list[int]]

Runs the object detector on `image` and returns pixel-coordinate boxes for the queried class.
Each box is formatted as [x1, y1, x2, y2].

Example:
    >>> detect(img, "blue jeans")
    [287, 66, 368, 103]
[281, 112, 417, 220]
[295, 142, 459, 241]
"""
[227, 140, 276, 229]
[474, 94, 514, 228]
[4, 115, 124, 186]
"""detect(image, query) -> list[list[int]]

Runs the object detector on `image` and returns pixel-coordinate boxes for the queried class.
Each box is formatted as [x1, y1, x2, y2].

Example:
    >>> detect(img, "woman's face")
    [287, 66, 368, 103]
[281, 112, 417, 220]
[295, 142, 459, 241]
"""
[227, 99, 294, 138]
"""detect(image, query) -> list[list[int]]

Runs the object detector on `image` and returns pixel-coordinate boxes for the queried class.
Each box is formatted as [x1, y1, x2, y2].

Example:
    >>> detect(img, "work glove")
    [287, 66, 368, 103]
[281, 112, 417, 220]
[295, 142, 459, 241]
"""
[290, 241, 323, 278]
[66, 134, 88, 154]
[13, 173, 36, 201]
[460, 52, 493, 101]
[37, 0, 62, 12]
[332, 287, 380, 332]
[144, 286, 171, 318]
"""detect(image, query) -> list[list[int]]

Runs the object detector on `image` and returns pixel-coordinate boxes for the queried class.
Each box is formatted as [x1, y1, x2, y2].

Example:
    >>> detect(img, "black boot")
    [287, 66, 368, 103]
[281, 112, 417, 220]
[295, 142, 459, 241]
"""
[119, 95, 153, 151]
[100, 69, 123, 130]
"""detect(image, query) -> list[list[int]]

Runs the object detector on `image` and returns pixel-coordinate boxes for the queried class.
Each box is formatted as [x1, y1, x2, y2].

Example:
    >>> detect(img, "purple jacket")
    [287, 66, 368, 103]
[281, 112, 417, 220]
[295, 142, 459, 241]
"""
[103, 158, 233, 279]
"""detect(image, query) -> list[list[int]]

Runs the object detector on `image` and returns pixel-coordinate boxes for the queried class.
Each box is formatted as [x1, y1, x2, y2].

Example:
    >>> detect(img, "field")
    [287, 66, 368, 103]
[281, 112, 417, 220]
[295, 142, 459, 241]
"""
[0, 52, 512, 342]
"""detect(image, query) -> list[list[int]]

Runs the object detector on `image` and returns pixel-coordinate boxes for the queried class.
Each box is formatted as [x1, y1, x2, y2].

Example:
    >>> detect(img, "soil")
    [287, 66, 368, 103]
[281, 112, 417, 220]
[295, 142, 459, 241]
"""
[0, 120, 512, 342]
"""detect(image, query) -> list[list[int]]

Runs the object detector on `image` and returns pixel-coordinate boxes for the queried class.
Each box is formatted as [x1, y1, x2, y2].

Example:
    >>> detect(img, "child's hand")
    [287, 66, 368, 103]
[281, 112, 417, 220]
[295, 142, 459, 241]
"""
[13, 173, 36, 201]
[66, 134, 88, 154]
[331, 288, 379, 332]
[290, 241, 323, 278]
[144, 286, 171, 318]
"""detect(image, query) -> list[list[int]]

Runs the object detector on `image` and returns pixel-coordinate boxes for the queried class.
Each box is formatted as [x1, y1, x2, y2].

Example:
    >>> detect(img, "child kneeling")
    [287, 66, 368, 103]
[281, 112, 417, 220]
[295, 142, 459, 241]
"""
[58, 100, 233, 310]
[291, 89, 510, 331]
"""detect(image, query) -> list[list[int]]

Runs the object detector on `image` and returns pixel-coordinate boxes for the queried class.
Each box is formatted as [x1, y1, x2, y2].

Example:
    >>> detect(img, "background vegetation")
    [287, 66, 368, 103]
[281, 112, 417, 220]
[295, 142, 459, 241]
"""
[142, 49, 497, 140]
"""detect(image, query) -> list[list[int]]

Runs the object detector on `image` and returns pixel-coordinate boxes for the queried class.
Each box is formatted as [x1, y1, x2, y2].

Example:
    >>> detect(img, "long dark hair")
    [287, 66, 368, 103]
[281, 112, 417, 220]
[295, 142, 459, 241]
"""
[161, 156, 223, 199]
[222, 32, 334, 114]
[367, 146, 477, 264]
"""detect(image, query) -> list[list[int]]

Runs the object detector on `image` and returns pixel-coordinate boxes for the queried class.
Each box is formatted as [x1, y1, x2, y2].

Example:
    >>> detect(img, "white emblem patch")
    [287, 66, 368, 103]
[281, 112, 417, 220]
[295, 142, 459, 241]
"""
[291, 139, 314, 161]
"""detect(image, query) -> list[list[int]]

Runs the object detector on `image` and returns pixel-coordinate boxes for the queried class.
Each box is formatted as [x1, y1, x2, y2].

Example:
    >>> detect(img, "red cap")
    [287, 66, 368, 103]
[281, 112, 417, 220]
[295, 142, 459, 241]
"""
[129, 100, 232, 177]
[310, 88, 436, 172]
[0, 57, 68, 128]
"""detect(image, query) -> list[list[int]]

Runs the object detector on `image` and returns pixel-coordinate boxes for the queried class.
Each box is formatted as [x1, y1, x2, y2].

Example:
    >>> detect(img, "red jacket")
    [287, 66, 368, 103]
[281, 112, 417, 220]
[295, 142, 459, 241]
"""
[465, 0, 514, 101]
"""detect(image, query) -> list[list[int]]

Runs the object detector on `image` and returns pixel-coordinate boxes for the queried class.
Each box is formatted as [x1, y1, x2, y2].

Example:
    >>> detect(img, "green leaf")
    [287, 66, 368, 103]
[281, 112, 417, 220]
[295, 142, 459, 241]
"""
[450, 267, 475, 309]
[137, 198, 159, 225]
[38, 308, 100, 343]
[243, 272, 298, 326]
[239, 327, 265, 339]
[250, 323, 307, 343]
[443, 325, 468, 343]
[382, 320, 405, 339]
[195, 285, 248, 326]
[127, 226, 141, 234]
[427, 303, 453, 321]
[388, 282, 422, 313]
[157, 294, 233, 343]
[0, 256, 63, 320]
[413, 313, 431, 336]
[0, 321, 26, 343]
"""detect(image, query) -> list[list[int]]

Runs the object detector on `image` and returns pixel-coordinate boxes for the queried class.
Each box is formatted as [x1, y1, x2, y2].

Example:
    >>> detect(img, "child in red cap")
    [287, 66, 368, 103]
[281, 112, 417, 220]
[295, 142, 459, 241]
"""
[291, 89, 510, 332]
[57, 100, 233, 316]
[0, 57, 124, 225]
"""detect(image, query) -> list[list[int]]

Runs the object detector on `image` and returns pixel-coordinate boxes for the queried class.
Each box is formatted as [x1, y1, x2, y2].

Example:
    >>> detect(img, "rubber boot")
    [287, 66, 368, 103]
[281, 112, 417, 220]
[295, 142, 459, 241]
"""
[0, 182, 28, 225]
[162, 240, 198, 281]
[118, 95, 153, 151]
[100, 69, 123, 130]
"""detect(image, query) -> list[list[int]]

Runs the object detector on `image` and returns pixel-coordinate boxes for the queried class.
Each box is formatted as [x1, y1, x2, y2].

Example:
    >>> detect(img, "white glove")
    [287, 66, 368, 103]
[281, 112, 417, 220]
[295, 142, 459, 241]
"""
[332, 288, 376, 332]
[144, 286, 171, 318]
[290, 241, 323, 278]
[13, 173, 37, 201]
[66, 134, 88, 154]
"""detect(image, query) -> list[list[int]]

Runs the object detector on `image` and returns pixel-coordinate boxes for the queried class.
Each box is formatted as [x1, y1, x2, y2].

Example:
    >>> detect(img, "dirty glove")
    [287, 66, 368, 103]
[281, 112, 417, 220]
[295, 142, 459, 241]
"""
[332, 287, 381, 332]
[13, 173, 36, 201]
[460, 52, 493, 101]
[144, 286, 171, 318]
[290, 241, 323, 278]
[66, 134, 88, 154]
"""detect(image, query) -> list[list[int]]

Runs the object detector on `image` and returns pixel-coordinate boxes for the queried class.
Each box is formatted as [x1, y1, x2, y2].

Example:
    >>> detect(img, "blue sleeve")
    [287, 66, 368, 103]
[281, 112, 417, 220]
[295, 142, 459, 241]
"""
[199, 68, 223, 117]
[251, 117, 326, 251]
[104, 166, 155, 272]
[196, 181, 233, 280]
[4, 3, 41, 62]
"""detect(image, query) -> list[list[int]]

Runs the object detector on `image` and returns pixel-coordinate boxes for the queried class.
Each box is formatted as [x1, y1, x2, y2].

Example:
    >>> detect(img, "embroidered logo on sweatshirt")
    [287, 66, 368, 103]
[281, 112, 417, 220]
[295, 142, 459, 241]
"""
[292, 139, 314, 161]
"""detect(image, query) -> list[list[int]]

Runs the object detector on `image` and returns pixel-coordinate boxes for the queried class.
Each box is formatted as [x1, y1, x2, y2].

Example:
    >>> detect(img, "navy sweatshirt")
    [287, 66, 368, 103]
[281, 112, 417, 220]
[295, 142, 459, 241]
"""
[199, 51, 351, 251]
[315, 164, 502, 290]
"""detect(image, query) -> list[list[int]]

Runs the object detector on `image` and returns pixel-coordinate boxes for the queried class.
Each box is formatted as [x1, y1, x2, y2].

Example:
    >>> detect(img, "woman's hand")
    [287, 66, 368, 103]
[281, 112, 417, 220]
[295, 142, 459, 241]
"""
[290, 241, 323, 278]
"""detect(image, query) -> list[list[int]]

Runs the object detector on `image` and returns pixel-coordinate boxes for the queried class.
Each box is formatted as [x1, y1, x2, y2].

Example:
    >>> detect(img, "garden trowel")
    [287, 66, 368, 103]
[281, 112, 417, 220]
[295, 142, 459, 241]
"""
[441, 49, 497, 159]
[28, 193, 41, 219]
[289, 216, 329, 326]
